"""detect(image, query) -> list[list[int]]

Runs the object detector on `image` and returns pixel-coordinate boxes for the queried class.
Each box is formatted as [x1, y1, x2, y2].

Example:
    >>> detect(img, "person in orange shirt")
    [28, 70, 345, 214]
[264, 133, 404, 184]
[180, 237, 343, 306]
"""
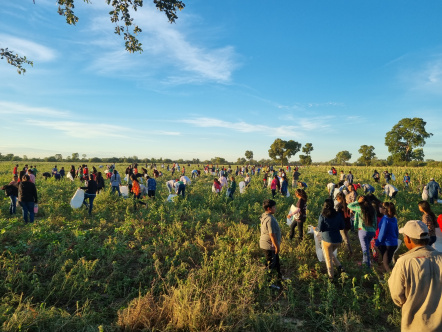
[130, 174, 146, 210]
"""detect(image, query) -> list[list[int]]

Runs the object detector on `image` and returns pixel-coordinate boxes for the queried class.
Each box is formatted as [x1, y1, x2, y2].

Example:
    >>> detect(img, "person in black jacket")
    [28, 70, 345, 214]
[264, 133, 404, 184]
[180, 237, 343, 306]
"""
[80, 174, 97, 216]
[1, 175, 19, 215]
[96, 172, 105, 194]
[18, 174, 38, 224]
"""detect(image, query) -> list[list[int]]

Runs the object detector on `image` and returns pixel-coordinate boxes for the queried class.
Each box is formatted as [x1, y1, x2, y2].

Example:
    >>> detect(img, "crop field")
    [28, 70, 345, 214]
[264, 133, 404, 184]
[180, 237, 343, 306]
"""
[0, 162, 441, 331]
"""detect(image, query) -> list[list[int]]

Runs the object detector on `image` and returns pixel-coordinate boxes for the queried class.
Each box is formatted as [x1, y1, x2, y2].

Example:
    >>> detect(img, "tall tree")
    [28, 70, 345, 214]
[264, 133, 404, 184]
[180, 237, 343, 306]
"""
[71, 152, 80, 161]
[335, 150, 352, 165]
[268, 138, 301, 166]
[244, 150, 253, 162]
[385, 118, 432, 162]
[299, 143, 313, 165]
[2, 0, 185, 73]
[357, 145, 376, 166]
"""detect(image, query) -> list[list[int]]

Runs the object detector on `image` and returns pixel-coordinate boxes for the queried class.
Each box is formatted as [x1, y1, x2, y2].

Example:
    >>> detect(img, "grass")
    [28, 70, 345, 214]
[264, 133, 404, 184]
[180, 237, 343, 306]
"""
[0, 162, 441, 331]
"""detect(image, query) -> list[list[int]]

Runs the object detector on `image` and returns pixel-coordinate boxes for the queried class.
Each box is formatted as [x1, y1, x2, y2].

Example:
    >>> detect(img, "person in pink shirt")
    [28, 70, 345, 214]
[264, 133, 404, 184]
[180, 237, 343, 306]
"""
[27, 169, 36, 184]
[271, 175, 279, 198]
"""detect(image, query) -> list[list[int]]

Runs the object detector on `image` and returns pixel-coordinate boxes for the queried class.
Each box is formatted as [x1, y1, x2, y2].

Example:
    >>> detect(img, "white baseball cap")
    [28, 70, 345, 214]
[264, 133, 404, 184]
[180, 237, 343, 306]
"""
[399, 220, 430, 239]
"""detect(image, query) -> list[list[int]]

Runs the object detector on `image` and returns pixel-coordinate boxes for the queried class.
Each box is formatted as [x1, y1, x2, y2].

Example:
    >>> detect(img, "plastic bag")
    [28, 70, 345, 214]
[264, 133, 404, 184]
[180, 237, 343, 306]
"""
[34, 204, 38, 214]
[391, 173, 396, 181]
[167, 194, 178, 202]
[120, 186, 129, 198]
[307, 225, 338, 262]
[286, 205, 300, 226]
[70, 189, 85, 209]
[422, 187, 429, 200]
[239, 181, 246, 194]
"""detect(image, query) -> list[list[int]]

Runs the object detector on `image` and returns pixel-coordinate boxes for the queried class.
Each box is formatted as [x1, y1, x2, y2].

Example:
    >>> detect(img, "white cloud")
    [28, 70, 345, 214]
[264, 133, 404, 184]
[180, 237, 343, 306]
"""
[0, 34, 56, 62]
[26, 119, 130, 139]
[84, 4, 238, 83]
[0, 101, 70, 117]
[180, 117, 331, 137]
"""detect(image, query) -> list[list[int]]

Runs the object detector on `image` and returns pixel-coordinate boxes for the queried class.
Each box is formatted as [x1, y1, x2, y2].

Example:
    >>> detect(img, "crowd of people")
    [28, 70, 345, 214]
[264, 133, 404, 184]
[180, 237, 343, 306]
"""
[2, 163, 442, 331]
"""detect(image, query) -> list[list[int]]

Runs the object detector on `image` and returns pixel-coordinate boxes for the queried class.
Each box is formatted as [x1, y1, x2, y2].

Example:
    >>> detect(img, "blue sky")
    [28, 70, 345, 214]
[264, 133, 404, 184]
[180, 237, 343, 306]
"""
[1, 0, 442, 162]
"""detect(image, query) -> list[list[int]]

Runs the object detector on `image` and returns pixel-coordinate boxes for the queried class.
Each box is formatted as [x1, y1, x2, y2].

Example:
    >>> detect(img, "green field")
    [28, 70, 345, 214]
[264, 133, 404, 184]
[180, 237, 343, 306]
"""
[1, 162, 441, 331]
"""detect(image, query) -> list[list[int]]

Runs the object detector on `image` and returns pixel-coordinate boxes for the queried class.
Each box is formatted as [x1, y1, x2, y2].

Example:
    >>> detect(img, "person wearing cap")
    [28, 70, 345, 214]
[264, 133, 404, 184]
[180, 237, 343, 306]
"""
[426, 178, 441, 204]
[388, 220, 442, 332]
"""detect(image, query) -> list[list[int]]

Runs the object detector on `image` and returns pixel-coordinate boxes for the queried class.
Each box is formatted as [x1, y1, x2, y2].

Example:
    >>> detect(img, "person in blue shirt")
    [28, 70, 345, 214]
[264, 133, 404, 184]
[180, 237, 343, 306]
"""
[426, 178, 441, 204]
[146, 176, 157, 199]
[403, 173, 411, 189]
[376, 202, 399, 273]
[361, 183, 375, 194]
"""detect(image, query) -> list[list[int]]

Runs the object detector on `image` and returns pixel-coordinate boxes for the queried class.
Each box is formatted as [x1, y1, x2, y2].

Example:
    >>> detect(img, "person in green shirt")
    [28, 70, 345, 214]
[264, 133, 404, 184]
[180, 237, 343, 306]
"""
[348, 195, 377, 268]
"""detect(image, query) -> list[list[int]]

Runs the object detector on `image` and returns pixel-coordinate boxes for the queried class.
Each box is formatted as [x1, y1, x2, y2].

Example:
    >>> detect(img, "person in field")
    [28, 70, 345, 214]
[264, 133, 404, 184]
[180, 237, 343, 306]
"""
[176, 179, 186, 197]
[426, 178, 441, 204]
[96, 172, 105, 194]
[280, 175, 288, 197]
[227, 176, 236, 199]
[130, 174, 147, 210]
[335, 192, 353, 255]
[79, 174, 97, 216]
[372, 170, 380, 183]
[361, 183, 375, 194]
[270, 175, 279, 199]
[146, 176, 156, 199]
[1, 174, 19, 215]
[318, 198, 345, 279]
[375, 202, 399, 273]
[213, 178, 222, 194]
[418, 201, 438, 246]
[348, 195, 377, 268]
[382, 183, 398, 198]
[345, 184, 357, 204]
[403, 173, 411, 189]
[260, 199, 282, 289]
[388, 220, 442, 332]
[18, 174, 38, 224]
[347, 171, 354, 185]
[327, 182, 336, 199]
[110, 170, 121, 196]
[288, 189, 307, 240]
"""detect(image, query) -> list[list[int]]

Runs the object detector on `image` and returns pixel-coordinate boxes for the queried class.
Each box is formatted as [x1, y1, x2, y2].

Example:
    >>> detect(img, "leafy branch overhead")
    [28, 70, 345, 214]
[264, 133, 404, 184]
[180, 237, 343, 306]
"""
[2, 0, 185, 73]
[0, 48, 33, 74]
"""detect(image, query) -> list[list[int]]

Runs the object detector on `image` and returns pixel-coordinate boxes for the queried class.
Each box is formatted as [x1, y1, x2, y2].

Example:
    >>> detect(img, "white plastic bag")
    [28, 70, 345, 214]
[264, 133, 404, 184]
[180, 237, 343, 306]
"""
[391, 173, 396, 181]
[239, 181, 246, 194]
[70, 189, 85, 209]
[433, 228, 442, 252]
[307, 225, 337, 262]
[167, 194, 178, 202]
[286, 205, 300, 226]
[120, 186, 129, 198]
[67, 172, 74, 181]
[422, 187, 429, 201]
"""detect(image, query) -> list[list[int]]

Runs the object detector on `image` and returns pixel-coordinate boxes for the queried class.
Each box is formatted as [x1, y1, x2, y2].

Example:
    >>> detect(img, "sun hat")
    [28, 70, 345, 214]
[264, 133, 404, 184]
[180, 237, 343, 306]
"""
[399, 220, 430, 239]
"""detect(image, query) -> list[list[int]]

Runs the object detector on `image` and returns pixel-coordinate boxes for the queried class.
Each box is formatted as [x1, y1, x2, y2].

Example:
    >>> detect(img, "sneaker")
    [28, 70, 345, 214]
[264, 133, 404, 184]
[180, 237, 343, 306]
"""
[269, 284, 281, 290]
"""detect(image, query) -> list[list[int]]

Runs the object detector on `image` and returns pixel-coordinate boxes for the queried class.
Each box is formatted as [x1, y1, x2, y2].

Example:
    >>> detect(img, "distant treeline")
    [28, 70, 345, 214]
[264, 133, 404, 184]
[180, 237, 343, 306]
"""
[1, 152, 441, 168]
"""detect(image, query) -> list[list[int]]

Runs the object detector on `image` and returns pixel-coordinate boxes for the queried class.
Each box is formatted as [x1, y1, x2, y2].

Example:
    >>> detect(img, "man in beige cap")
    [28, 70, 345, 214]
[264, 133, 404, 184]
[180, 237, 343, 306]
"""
[388, 220, 442, 331]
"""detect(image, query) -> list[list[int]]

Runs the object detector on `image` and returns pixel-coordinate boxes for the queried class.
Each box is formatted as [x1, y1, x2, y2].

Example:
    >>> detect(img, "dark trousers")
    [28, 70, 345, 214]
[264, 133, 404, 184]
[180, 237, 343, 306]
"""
[177, 184, 185, 197]
[264, 249, 282, 280]
[289, 219, 304, 240]
[9, 195, 17, 214]
[83, 193, 95, 215]
[378, 245, 397, 266]
[20, 201, 35, 223]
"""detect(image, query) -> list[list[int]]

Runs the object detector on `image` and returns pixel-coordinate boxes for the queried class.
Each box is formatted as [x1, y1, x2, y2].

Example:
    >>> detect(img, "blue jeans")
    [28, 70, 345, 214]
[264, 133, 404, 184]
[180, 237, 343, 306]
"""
[83, 193, 95, 215]
[20, 201, 35, 223]
[358, 230, 375, 268]
[9, 195, 17, 214]
[111, 185, 121, 196]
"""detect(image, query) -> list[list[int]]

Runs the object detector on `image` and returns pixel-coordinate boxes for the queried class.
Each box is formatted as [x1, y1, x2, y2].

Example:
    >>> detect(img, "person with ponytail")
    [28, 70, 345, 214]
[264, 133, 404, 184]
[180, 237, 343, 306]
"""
[288, 189, 308, 240]
[348, 195, 377, 268]
[418, 201, 438, 246]
[318, 198, 345, 278]
[335, 192, 353, 255]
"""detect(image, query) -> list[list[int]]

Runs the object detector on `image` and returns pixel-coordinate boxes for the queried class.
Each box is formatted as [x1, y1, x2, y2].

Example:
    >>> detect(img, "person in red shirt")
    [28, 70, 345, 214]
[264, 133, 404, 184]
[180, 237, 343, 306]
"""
[13, 164, 18, 176]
